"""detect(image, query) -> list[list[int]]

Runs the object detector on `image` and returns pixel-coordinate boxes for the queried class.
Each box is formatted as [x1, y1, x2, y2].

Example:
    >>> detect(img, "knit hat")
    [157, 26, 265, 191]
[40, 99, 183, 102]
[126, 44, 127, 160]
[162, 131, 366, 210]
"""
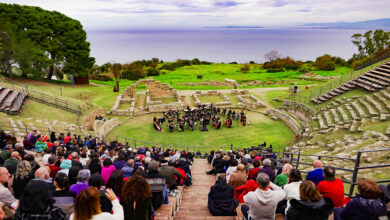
[60, 159, 72, 169]
[148, 161, 158, 171]
[121, 166, 133, 177]
[160, 159, 168, 166]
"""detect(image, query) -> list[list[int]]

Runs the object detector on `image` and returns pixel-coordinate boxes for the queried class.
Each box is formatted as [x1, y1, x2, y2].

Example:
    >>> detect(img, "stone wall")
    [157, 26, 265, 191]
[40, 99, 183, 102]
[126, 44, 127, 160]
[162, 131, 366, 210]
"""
[177, 79, 238, 87]
[84, 108, 106, 130]
[93, 118, 119, 138]
[266, 108, 302, 135]
[236, 93, 266, 110]
[192, 90, 232, 107]
[283, 100, 317, 117]
[139, 79, 176, 98]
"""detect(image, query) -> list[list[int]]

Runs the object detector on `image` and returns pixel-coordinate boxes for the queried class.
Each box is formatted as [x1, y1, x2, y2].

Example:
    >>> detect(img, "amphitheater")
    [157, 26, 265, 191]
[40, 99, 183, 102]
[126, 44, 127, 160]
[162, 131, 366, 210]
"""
[0, 60, 389, 220]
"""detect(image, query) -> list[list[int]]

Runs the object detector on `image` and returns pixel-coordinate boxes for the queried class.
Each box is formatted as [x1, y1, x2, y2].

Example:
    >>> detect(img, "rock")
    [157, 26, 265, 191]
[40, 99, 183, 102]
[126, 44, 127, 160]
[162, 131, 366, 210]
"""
[371, 131, 383, 139]
[298, 142, 306, 147]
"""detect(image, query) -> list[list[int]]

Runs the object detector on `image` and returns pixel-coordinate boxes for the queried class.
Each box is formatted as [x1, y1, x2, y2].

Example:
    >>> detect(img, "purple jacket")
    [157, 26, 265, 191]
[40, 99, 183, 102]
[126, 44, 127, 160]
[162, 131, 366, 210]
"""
[259, 166, 276, 182]
[69, 183, 89, 195]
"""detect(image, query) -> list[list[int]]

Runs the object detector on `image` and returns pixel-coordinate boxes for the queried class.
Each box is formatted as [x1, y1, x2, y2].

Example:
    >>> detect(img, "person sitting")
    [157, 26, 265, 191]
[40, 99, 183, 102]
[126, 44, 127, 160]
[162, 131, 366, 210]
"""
[52, 173, 77, 219]
[206, 154, 225, 175]
[121, 175, 153, 220]
[224, 117, 233, 128]
[158, 160, 182, 190]
[317, 166, 345, 208]
[379, 183, 390, 218]
[70, 187, 123, 220]
[274, 163, 293, 187]
[286, 180, 334, 220]
[281, 169, 302, 215]
[3, 152, 20, 176]
[306, 160, 324, 185]
[15, 180, 66, 219]
[145, 161, 167, 210]
[339, 179, 387, 220]
[153, 117, 162, 132]
[259, 159, 276, 182]
[229, 164, 247, 189]
[225, 159, 238, 183]
[70, 169, 90, 195]
[241, 173, 286, 220]
[248, 159, 261, 180]
[0, 167, 18, 210]
[208, 174, 239, 216]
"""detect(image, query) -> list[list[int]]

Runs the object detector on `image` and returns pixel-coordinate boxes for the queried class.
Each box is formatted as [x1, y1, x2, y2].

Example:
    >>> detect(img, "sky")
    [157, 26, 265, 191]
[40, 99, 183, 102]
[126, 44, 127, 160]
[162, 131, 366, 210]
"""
[2, 0, 390, 30]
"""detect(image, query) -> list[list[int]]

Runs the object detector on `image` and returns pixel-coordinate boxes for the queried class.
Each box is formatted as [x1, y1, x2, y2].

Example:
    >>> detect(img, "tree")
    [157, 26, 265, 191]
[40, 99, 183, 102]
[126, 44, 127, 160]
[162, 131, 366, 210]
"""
[147, 67, 159, 76]
[240, 63, 250, 73]
[264, 50, 281, 62]
[352, 33, 364, 58]
[112, 63, 122, 90]
[314, 54, 336, 71]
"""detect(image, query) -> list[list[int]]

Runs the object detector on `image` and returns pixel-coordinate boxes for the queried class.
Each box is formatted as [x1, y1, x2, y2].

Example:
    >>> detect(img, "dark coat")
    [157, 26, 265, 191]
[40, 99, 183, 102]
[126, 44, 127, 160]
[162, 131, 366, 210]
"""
[208, 180, 238, 216]
[286, 197, 334, 220]
[145, 170, 166, 210]
[212, 158, 225, 173]
[340, 195, 387, 220]
[259, 165, 276, 182]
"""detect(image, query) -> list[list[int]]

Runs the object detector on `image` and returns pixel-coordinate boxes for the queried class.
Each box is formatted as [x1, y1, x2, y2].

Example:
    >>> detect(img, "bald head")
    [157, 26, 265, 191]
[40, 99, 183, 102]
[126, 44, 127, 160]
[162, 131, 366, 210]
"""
[10, 152, 19, 159]
[35, 167, 49, 180]
[313, 160, 322, 169]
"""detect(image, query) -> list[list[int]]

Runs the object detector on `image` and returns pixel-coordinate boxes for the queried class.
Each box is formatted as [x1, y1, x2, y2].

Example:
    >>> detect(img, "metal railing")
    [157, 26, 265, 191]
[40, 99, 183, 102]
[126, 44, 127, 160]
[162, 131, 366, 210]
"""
[284, 148, 390, 197]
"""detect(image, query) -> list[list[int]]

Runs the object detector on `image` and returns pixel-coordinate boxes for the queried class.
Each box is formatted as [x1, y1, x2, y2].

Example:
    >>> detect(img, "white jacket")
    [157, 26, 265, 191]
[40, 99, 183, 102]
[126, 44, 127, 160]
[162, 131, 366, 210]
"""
[70, 199, 124, 220]
[283, 181, 301, 215]
[243, 182, 286, 220]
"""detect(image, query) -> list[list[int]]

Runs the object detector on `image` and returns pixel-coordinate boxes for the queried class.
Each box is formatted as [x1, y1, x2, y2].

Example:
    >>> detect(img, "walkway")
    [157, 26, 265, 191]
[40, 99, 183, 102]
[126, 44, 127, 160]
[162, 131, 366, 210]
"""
[174, 159, 242, 220]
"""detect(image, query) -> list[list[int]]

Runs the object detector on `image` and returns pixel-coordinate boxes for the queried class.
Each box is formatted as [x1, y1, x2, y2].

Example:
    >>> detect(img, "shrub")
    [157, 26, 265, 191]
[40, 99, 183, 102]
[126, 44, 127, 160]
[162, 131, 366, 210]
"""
[191, 58, 200, 65]
[240, 64, 250, 73]
[147, 68, 160, 76]
[159, 63, 176, 71]
[267, 68, 284, 73]
[285, 64, 300, 71]
[122, 70, 145, 80]
[200, 61, 211, 65]
[91, 74, 113, 81]
[229, 62, 238, 64]
[249, 61, 256, 64]
[323, 61, 336, 70]
[196, 74, 203, 79]
[314, 54, 336, 70]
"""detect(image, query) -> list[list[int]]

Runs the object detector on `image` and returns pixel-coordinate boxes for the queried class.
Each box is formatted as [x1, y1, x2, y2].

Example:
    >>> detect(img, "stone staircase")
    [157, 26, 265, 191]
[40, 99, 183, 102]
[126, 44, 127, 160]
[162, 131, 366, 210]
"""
[0, 87, 27, 114]
[312, 61, 390, 104]
[172, 159, 242, 220]
[313, 87, 390, 134]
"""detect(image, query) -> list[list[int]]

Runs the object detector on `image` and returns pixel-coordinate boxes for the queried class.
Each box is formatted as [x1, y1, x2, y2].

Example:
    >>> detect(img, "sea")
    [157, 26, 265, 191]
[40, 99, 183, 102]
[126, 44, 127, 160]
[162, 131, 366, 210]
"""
[86, 28, 363, 65]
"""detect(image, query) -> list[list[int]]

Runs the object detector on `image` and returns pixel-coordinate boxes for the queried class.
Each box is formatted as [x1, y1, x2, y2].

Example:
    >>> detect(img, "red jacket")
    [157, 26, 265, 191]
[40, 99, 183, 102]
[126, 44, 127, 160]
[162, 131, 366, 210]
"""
[175, 168, 187, 184]
[234, 179, 258, 203]
[248, 167, 261, 180]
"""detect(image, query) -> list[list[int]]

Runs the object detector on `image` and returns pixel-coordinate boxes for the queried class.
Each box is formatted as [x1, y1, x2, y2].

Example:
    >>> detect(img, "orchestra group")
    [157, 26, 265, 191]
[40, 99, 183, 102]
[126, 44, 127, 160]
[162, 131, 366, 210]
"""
[153, 105, 247, 132]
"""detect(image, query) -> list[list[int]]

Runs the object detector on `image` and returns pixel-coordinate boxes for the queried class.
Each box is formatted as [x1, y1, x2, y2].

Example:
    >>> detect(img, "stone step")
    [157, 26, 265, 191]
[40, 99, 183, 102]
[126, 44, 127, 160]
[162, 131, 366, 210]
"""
[345, 104, 361, 121]
[323, 111, 334, 127]
[359, 98, 379, 117]
[349, 120, 360, 132]
[381, 89, 390, 100]
[366, 95, 388, 114]
[330, 108, 342, 125]
[373, 93, 390, 112]
[351, 101, 367, 118]
[337, 106, 350, 123]
[317, 114, 328, 130]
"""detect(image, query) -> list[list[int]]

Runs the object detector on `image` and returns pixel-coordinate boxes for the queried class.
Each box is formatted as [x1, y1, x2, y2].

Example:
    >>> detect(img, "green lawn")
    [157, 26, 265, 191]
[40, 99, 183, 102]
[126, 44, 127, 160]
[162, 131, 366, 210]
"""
[108, 111, 295, 152]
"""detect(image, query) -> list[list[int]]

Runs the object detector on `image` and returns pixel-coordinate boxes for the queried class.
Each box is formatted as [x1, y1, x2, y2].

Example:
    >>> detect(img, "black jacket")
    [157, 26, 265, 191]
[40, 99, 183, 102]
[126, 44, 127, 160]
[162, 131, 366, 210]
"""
[212, 158, 225, 173]
[208, 180, 238, 216]
[340, 194, 387, 220]
[145, 170, 166, 210]
[286, 197, 334, 220]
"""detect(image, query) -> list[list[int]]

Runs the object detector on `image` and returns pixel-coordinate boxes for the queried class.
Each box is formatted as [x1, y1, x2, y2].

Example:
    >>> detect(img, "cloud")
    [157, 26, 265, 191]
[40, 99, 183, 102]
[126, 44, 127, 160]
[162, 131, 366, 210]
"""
[214, 1, 240, 7]
[1, 0, 390, 28]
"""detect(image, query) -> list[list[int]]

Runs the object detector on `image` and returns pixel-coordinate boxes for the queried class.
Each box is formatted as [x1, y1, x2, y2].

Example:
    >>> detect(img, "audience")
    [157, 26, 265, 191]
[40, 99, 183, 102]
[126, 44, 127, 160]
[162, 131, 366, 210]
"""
[317, 166, 345, 208]
[13, 160, 34, 199]
[145, 160, 167, 210]
[247, 159, 261, 180]
[259, 159, 276, 182]
[52, 173, 77, 219]
[0, 167, 18, 210]
[229, 163, 247, 189]
[274, 163, 293, 187]
[4, 151, 20, 175]
[282, 169, 302, 215]
[158, 160, 182, 190]
[306, 160, 324, 185]
[70, 169, 91, 195]
[101, 158, 116, 185]
[208, 174, 239, 216]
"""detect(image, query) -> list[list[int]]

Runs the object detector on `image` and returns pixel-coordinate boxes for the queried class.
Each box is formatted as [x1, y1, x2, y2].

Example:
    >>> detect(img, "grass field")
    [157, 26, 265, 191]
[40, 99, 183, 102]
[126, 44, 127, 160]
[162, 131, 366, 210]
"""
[90, 64, 352, 90]
[108, 111, 295, 151]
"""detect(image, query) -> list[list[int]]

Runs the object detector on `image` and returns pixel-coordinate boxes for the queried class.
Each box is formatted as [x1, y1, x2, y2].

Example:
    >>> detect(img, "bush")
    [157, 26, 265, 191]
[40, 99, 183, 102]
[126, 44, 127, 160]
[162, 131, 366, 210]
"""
[323, 61, 336, 70]
[240, 64, 250, 73]
[159, 63, 176, 71]
[122, 70, 145, 80]
[91, 74, 113, 81]
[229, 62, 238, 64]
[191, 58, 200, 65]
[299, 67, 310, 73]
[285, 64, 300, 71]
[197, 74, 203, 79]
[200, 61, 211, 65]
[147, 68, 160, 76]
[267, 68, 284, 73]
[249, 61, 256, 64]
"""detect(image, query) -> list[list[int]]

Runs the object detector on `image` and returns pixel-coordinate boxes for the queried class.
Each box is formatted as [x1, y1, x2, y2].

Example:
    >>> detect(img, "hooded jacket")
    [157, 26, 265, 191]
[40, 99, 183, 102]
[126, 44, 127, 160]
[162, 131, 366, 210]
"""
[234, 179, 258, 203]
[243, 182, 286, 220]
[208, 179, 239, 216]
[286, 197, 333, 220]
[340, 194, 387, 220]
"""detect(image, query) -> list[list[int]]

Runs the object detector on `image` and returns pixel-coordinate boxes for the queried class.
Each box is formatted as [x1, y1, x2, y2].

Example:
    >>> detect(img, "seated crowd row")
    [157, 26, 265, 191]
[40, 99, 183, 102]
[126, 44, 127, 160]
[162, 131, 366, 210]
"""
[0, 130, 194, 220]
[205, 149, 390, 220]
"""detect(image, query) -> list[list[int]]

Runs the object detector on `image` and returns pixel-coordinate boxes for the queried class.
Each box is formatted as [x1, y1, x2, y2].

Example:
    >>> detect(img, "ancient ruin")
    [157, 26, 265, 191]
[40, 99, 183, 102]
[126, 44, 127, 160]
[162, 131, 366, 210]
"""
[232, 89, 266, 110]
[192, 90, 232, 108]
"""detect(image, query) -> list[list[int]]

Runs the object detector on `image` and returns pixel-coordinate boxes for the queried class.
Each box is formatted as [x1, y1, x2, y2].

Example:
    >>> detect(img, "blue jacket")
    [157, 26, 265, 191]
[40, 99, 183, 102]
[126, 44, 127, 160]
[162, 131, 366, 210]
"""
[306, 168, 324, 185]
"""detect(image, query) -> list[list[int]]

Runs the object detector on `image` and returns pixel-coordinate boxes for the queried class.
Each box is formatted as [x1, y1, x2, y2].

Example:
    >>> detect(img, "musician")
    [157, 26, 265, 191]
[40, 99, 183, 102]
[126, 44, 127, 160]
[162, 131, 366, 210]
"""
[188, 118, 194, 131]
[227, 109, 232, 118]
[200, 116, 208, 131]
[213, 117, 221, 129]
[222, 108, 226, 116]
[178, 118, 185, 131]
[224, 116, 232, 128]
[169, 120, 174, 132]
[232, 111, 236, 119]
[241, 113, 247, 126]
[153, 117, 162, 131]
